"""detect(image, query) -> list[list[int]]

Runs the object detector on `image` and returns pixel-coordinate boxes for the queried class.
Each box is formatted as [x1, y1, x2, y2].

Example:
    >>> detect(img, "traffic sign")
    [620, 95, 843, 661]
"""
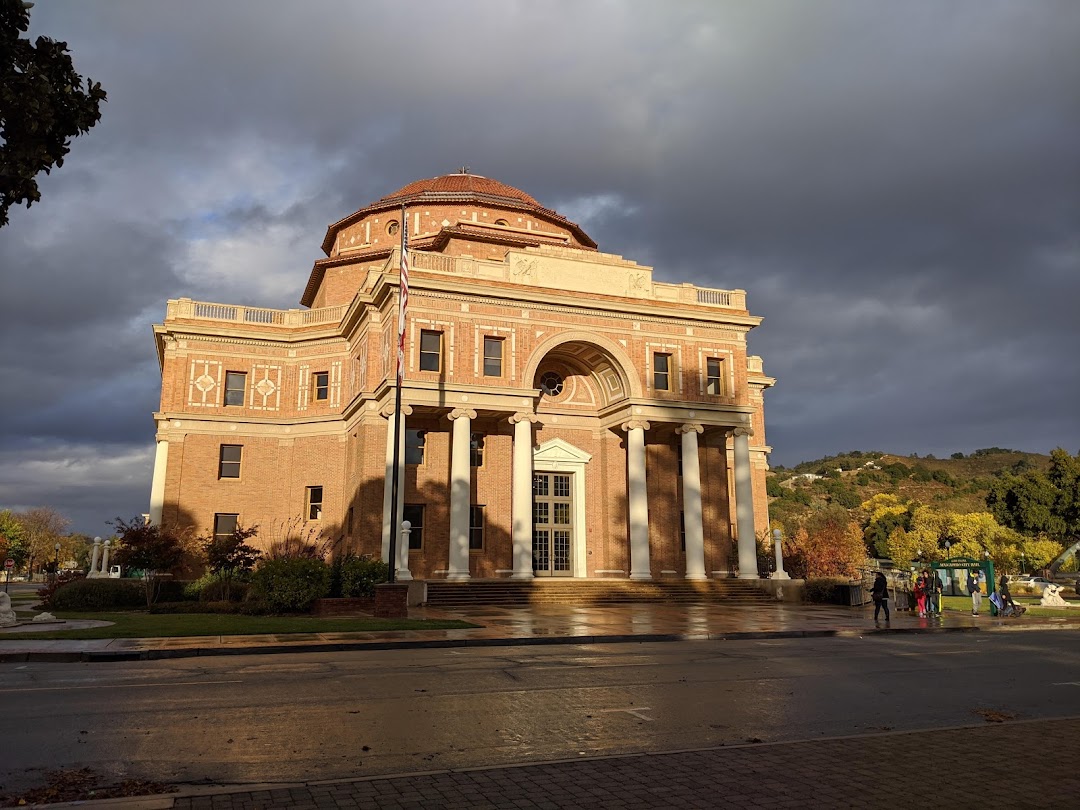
[4, 558, 13, 570]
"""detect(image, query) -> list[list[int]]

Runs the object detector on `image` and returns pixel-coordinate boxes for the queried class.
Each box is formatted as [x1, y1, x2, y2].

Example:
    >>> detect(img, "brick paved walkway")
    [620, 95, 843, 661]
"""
[169, 717, 1080, 809]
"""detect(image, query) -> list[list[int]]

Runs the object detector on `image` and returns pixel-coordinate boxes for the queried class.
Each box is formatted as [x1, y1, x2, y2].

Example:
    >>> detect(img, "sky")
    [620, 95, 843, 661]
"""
[2, 0, 1078, 536]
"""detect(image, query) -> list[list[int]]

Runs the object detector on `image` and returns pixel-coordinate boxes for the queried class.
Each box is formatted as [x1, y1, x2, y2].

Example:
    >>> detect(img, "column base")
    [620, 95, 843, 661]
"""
[395, 569, 413, 582]
[630, 572, 653, 581]
[684, 573, 708, 581]
[738, 572, 760, 580]
[510, 571, 534, 580]
[445, 571, 471, 581]
[774, 572, 791, 580]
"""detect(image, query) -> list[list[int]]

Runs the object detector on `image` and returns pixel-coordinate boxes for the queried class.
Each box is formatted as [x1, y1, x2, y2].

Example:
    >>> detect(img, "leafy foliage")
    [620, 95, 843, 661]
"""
[0, 0, 107, 227]
[987, 448, 1080, 543]
[50, 578, 145, 610]
[36, 569, 85, 608]
[251, 558, 331, 612]
[0, 508, 28, 567]
[201, 523, 261, 601]
[110, 517, 193, 607]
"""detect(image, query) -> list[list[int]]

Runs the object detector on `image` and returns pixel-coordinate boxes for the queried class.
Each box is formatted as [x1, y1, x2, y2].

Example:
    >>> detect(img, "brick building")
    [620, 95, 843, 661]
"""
[149, 172, 776, 581]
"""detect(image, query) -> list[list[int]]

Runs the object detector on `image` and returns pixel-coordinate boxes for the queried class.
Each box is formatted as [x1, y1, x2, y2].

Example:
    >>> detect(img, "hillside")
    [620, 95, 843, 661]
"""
[767, 448, 1052, 531]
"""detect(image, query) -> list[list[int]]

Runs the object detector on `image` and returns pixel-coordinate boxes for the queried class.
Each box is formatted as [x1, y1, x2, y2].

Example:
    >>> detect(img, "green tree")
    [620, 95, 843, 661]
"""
[111, 517, 192, 607]
[202, 523, 262, 601]
[0, 0, 107, 227]
[0, 509, 28, 568]
[988, 448, 1080, 542]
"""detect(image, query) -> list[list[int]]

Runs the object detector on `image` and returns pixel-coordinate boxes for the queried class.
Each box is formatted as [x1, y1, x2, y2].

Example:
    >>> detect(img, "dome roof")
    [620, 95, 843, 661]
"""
[379, 173, 541, 207]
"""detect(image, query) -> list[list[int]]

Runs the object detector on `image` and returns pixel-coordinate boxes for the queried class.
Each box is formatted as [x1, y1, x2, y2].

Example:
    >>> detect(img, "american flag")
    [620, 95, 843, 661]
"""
[397, 208, 408, 385]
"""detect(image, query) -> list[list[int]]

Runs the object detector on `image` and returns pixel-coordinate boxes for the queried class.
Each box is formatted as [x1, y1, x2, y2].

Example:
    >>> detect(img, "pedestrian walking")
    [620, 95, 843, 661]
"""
[914, 572, 927, 617]
[968, 569, 982, 616]
[871, 572, 890, 623]
[925, 569, 942, 616]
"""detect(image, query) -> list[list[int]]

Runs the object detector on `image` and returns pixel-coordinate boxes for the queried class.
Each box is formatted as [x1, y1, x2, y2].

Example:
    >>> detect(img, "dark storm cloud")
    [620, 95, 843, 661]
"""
[2, 0, 1078, 532]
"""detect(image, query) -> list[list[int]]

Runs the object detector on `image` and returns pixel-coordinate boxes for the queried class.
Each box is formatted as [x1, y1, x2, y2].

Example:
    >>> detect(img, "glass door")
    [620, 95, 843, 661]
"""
[533, 472, 573, 576]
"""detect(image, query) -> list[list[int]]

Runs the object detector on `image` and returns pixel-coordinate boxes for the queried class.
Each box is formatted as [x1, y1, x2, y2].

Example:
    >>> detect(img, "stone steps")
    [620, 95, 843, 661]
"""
[424, 579, 777, 608]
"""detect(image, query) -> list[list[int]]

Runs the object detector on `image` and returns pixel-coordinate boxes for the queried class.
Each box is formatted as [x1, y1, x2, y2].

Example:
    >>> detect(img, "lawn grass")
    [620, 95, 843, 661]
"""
[940, 594, 1080, 618]
[4, 611, 478, 640]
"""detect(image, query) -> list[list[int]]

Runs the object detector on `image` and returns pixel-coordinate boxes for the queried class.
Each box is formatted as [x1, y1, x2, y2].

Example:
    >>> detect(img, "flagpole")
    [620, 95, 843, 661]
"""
[388, 204, 408, 583]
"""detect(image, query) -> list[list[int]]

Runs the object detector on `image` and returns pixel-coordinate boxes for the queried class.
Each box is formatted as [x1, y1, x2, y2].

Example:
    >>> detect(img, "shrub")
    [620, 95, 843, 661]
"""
[184, 570, 252, 602]
[148, 600, 273, 615]
[803, 577, 852, 604]
[340, 555, 390, 598]
[50, 578, 145, 611]
[251, 558, 331, 612]
[37, 570, 86, 608]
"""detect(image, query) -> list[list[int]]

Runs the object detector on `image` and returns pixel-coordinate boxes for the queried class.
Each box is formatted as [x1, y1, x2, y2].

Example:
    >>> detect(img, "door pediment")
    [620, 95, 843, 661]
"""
[534, 438, 592, 465]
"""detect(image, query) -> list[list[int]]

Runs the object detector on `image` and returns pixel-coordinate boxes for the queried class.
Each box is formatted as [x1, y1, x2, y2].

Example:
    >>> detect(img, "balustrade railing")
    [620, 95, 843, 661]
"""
[168, 298, 344, 328]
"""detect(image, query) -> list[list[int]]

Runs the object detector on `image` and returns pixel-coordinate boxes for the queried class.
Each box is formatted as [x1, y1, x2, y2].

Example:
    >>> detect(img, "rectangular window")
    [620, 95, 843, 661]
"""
[470, 433, 484, 468]
[483, 337, 503, 376]
[706, 357, 724, 396]
[653, 353, 671, 391]
[403, 503, 424, 549]
[224, 371, 247, 406]
[306, 486, 323, 520]
[218, 444, 242, 479]
[470, 505, 485, 551]
[419, 330, 442, 372]
[313, 371, 329, 401]
[405, 429, 426, 465]
[213, 513, 238, 542]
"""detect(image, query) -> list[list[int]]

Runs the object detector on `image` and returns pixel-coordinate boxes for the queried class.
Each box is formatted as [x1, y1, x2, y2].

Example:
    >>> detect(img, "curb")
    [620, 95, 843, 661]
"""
[0, 623, 1015, 663]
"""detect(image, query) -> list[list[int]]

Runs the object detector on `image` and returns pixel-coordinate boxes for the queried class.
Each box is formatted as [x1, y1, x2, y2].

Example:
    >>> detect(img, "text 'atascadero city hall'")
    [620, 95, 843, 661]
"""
[150, 172, 775, 586]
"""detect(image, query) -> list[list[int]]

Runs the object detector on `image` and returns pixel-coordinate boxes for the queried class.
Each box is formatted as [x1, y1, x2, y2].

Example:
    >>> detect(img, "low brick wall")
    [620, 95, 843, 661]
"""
[311, 597, 375, 616]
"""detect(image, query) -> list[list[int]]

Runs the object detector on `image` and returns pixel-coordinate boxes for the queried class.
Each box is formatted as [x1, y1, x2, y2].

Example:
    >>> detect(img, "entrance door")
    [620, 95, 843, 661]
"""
[533, 472, 573, 576]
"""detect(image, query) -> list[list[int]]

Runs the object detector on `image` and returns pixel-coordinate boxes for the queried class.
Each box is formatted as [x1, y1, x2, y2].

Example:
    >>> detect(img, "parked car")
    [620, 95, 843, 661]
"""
[1011, 575, 1052, 593]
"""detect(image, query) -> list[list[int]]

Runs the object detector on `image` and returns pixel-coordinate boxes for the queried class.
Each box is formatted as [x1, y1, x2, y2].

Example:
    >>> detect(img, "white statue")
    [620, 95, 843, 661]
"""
[32, 612, 58, 623]
[0, 592, 18, 627]
[1041, 583, 1069, 607]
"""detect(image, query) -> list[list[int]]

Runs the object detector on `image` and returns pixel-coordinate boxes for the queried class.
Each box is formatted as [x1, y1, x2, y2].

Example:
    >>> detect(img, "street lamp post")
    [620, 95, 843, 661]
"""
[53, 542, 61, 582]
[944, 540, 953, 594]
[1020, 552, 1026, 575]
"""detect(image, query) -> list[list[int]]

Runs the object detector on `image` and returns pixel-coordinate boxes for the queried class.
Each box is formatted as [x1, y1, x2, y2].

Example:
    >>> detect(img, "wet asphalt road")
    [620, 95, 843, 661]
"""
[2, 632, 1080, 793]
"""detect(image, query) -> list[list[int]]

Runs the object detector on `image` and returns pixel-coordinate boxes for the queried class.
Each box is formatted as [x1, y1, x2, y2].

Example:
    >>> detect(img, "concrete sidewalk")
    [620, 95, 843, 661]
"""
[3, 602, 1079, 662]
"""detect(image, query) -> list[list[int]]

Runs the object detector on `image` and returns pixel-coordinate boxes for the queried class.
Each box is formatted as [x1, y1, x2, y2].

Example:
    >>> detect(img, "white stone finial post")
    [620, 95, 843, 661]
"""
[100, 540, 112, 577]
[396, 521, 413, 581]
[89, 537, 102, 578]
[772, 528, 790, 579]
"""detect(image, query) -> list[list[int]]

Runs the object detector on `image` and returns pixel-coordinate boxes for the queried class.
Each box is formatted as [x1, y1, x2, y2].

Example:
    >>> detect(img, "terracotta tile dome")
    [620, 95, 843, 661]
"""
[379, 173, 541, 207]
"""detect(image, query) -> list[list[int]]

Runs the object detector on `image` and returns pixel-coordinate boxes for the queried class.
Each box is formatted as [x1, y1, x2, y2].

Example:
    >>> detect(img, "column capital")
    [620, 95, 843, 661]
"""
[447, 407, 477, 421]
[676, 423, 704, 436]
[732, 426, 754, 438]
[380, 403, 413, 418]
[620, 419, 651, 433]
[509, 412, 540, 425]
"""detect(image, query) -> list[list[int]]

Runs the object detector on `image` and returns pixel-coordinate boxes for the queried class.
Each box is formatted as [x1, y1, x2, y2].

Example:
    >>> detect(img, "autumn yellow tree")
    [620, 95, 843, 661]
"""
[792, 505, 868, 578]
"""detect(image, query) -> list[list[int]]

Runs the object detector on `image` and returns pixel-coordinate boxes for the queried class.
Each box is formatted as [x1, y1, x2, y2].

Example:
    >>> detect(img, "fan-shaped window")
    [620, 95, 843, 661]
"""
[539, 371, 564, 396]
[494, 218, 509, 226]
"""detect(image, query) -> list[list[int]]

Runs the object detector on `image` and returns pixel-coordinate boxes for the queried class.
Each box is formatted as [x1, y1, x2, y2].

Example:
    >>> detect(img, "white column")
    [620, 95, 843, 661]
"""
[733, 427, 759, 579]
[380, 405, 412, 568]
[678, 423, 706, 580]
[447, 408, 476, 580]
[148, 439, 169, 526]
[89, 537, 102, 578]
[622, 420, 652, 581]
[510, 413, 538, 579]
